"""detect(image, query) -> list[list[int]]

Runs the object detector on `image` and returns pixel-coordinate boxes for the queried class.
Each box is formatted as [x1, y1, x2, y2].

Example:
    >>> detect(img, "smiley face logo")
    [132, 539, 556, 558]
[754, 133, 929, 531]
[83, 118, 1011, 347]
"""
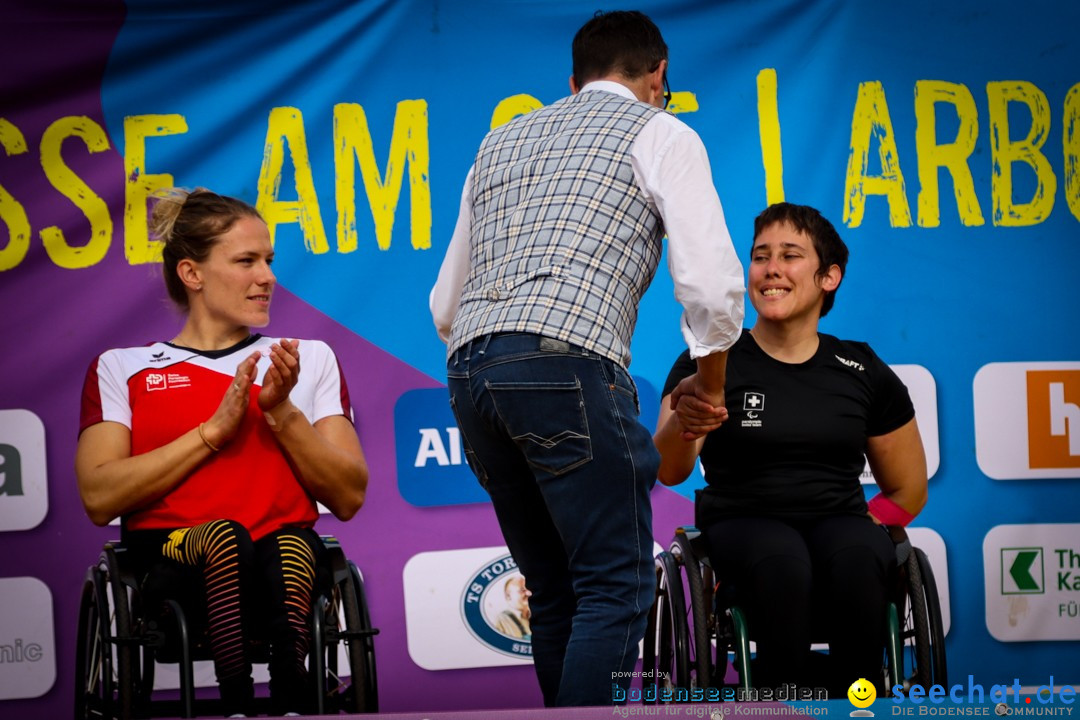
[848, 678, 877, 709]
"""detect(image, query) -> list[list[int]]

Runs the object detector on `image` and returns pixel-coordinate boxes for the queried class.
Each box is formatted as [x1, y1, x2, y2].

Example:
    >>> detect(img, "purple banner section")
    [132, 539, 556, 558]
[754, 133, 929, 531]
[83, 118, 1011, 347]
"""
[2, 4, 126, 718]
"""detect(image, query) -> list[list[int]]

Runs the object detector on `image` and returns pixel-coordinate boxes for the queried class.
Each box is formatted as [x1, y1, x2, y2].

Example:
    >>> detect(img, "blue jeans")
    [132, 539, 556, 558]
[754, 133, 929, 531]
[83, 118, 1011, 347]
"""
[447, 333, 658, 707]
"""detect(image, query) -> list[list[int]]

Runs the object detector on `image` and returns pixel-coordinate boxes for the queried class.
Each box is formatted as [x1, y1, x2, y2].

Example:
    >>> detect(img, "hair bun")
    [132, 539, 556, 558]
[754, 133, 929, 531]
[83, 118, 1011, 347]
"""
[149, 187, 193, 244]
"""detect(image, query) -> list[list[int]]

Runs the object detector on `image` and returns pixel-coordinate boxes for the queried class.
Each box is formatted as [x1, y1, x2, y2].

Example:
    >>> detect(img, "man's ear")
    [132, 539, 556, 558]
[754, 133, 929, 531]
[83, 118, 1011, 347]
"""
[652, 58, 667, 100]
[569, 74, 580, 94]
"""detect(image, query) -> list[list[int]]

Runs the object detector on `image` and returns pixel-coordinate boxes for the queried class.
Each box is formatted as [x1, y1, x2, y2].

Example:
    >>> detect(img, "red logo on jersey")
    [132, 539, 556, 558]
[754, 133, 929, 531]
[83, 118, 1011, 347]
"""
[146, 373, 167, 392]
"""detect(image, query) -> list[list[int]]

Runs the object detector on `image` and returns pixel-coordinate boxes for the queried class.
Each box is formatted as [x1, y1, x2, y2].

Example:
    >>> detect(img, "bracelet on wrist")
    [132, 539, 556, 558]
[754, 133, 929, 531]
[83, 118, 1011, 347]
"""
[198, 422, 221, 452]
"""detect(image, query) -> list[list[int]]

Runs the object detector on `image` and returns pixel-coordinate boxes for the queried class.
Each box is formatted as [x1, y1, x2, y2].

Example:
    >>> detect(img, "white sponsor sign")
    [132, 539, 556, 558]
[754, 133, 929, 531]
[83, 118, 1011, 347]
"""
[983, 524, 1080, 641]
[974, 362, 1080, 480]
[403, 546, 533, 670]
[0, 577, 56, 700]
[862, 364, 940, 484]
[0, 409, 48, 532]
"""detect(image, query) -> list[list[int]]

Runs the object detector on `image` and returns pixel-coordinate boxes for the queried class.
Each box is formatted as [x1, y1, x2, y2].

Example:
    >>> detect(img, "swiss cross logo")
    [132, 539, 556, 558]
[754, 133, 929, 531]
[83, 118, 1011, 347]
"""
[146, 373, 167, 392]
[743, 392, 765, 411]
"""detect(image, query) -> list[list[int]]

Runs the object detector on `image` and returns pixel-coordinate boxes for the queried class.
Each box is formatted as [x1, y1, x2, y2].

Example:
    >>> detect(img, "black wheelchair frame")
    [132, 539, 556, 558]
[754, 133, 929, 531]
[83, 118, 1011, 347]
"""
[642, 525, 947, 698]
[74, 535, 379, 718]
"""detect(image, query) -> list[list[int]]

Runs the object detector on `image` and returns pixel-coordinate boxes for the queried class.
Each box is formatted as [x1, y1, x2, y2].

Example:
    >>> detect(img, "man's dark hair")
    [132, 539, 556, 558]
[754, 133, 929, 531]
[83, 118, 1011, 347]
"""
[572, 10, 668, 88]
[752, 202, 849, 318]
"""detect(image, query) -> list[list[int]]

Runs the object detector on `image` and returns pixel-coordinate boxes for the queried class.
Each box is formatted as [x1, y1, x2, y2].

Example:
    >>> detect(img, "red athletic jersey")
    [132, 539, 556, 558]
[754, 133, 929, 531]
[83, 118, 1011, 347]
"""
[79, 335, 353, 540]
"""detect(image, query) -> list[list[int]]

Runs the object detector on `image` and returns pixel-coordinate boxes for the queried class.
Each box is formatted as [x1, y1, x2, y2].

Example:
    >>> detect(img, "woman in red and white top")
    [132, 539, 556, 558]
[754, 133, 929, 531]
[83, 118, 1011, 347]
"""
[77, 187, 368, 717]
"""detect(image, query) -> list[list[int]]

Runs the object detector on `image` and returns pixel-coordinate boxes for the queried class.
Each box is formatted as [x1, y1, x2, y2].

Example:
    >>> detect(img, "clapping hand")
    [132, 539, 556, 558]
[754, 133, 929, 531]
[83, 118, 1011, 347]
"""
[258, 339, 300, 412]
[201, 350, 261, 449]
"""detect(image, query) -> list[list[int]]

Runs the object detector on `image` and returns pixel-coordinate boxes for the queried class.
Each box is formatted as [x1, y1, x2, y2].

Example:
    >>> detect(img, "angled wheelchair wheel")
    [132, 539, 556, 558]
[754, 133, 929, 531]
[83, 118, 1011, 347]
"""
[75, 555, 134, 719]
[645, 551, 690, 692]
[915, 548, 947, 686]
[342, 561, 379, 713]
[670, 529, 711, 689]
[721, 604, 753, 693]
[317, 545, 379, 714]
[897, 546, 932, 689]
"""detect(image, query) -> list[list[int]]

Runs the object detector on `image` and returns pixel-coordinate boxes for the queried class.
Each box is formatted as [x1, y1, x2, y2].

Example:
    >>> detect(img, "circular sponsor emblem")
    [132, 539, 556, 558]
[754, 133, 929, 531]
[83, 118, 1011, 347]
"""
[995, 704, 1012, 717]
[460, 553, 532, 658]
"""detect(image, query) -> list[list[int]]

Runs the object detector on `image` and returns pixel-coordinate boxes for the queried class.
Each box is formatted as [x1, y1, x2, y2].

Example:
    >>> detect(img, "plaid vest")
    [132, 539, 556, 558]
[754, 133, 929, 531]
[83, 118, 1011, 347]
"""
[448, 91, 664, 367]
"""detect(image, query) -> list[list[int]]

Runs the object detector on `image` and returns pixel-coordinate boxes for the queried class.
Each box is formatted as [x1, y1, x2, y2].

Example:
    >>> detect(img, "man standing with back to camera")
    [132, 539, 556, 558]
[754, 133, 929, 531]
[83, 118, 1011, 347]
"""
[430, 10, 744, 706]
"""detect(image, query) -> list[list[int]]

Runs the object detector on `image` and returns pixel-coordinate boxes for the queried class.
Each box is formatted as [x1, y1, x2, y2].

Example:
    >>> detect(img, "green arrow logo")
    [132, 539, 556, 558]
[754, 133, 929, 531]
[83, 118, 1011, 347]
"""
[1009, 551, 1040, 591]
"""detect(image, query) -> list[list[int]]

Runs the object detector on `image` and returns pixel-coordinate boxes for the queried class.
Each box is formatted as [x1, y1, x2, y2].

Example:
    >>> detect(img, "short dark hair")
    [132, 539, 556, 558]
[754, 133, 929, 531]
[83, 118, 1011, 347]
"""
[151, 187, 263, 311]
[752, 202, 849, 317]
[571, 10, 667, 88]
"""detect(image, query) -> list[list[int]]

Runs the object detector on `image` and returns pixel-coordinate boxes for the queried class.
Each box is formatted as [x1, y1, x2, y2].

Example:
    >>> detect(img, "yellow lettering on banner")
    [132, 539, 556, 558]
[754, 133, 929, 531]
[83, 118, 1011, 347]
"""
[256, 107, 329, 253]
[914, 81, 984, 227]
[124, 114, 187, 264]
[40, 116, 113, 269]
[757, 68, 785, 205]
[1062, 82, 1080, 222]
[491, 94, 543, 130]
[334, 100, 431, 252]
[666, 91, 698, 116]
[987, 80, 1056, 226]
[844, 81, 912, 228]
[0, 118, 31, 272]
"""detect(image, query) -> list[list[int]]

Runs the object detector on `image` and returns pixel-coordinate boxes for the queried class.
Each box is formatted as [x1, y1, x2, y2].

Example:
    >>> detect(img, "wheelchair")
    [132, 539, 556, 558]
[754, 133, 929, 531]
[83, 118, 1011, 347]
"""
[642, 524, 947, 699]
[74, 534, 379, 719]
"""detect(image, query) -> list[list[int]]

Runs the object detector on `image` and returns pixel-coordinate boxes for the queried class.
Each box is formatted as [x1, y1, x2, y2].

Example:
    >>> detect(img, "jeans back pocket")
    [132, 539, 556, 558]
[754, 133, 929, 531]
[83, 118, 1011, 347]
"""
[487, 379, 593, 477]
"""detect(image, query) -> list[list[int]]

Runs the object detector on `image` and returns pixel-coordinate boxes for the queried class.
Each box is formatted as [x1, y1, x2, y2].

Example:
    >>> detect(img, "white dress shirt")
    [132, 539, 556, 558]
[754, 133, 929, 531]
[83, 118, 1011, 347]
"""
[431, 80, 745, 360]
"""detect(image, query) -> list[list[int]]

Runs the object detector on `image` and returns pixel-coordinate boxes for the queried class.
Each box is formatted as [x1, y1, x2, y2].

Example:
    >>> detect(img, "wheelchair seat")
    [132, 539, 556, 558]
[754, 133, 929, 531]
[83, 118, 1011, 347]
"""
[74, 534, 379, 719]
[643, 524, 947, 698]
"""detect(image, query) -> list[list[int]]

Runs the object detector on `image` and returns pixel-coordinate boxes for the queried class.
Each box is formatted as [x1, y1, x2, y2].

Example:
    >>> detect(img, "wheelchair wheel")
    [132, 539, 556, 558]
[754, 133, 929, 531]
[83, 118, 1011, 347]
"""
[720, 604, 753, 693]
[898, 547, 932, 689]
[643, 551, 690, 692]
[915, 548, 947, 686]
[319, 549, 378, 714]
[343, 562, 379, 713]
[75, 562, 134, 720]
[670, 530, 711, 688]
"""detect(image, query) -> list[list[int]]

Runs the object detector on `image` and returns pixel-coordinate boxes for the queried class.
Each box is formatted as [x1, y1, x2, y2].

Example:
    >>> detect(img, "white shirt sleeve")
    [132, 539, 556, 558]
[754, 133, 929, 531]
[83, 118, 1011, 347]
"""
[632, 112, 746, 358]
[305, 339, 352, 423]
[96, 350, 133, 429]
[429, 165, 475, 343]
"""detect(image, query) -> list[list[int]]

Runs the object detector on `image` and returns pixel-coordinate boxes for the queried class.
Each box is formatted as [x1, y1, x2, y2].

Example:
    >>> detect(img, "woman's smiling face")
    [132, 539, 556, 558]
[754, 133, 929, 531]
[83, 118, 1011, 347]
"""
[748, 221, 837, 326]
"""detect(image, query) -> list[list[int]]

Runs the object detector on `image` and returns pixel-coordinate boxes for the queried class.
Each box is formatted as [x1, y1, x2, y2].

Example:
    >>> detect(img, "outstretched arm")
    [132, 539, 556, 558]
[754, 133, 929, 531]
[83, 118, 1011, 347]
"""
[668, 350, 730, 440]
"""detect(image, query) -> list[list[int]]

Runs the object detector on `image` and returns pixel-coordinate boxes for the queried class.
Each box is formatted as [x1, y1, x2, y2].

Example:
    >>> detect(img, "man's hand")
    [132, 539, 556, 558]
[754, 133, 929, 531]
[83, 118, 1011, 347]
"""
[669, 372, 727, 440]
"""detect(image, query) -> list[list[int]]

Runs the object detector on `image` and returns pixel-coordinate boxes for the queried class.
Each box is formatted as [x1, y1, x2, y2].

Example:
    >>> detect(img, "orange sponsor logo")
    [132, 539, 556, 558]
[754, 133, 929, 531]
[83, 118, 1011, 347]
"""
[1026, 370, 1080, 468]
